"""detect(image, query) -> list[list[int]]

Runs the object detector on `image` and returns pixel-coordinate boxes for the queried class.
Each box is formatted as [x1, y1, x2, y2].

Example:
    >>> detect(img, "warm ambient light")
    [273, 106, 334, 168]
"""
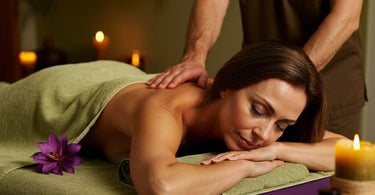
[131, 50, 140, 67]
[19, 51, 37, 66]
[354, 134, 360, 150]
[93, 31, 109, 60]
[95, 31, 105, 43]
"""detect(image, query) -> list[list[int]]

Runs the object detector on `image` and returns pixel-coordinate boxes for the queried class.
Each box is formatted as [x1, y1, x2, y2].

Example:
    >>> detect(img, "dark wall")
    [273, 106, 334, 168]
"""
[0, 0, 21, 82]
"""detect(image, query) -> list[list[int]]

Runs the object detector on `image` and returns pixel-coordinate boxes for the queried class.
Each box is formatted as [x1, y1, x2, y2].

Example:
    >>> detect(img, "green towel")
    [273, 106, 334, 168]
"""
[118, 153, 329, 194]
[0, 60, 155, 180]
[0, 81, 10, 92]
[0, 154, 332, 195]
[0, 157, 137, 195]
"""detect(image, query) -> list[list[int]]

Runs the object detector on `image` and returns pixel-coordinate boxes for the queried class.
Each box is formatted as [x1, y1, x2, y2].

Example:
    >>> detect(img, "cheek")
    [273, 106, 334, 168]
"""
[219, 100, 252, 130]
[264, 131, 284, 145]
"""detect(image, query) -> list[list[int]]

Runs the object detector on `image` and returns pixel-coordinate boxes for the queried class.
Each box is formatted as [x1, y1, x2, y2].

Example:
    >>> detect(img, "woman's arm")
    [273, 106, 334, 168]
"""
[275, 131, 348, 171]
[130, 100, 283, 195]
[202, 131, 348, 171]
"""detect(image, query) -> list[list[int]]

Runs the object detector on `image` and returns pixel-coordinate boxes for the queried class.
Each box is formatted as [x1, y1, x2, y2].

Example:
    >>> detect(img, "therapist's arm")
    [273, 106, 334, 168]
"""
[148, 0, 229, 89]
[303, 0, 363, 71]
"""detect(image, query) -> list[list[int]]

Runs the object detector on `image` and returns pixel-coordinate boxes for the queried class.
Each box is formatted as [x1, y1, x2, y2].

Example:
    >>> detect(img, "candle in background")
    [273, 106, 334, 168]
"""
[93, 31, 109, 60]
[19, 51, 37, 67]
[131, 50, 140, 67]
[335, 134, 375, 180]
[19, 51, 37, 77]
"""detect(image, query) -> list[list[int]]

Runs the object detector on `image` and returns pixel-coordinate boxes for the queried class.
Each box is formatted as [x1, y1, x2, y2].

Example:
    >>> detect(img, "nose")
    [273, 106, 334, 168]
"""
[252, 122, 273, 145]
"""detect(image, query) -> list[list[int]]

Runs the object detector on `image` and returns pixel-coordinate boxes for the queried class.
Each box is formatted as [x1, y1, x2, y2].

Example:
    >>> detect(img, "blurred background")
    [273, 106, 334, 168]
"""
[14, 0, 242, 75]
[0, 0, 374, 142]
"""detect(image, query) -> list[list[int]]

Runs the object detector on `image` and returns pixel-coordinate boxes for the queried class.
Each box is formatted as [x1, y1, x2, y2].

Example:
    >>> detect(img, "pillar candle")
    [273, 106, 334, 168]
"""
[335, 134, 375, 180]
[131, 50, 140, 67]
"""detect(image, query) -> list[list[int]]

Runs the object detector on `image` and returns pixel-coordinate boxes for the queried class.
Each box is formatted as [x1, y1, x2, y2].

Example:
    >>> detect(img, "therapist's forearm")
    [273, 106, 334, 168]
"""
[182, 0, 230, 65]
[303, 0, 362, 71]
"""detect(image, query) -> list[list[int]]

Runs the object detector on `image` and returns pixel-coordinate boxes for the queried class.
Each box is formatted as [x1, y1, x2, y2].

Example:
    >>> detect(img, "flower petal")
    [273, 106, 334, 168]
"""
[61, 155, 81, 170]
[32, 152, 52, 164]
[64, 166, 75, 173]
[70, 155, 81, 166]
[48, 134, 61, 152]
[38, 142, 54, 155]
[41, 162, 57, 173]
[52, 166, 63, 175]
[60, 136, 68, 150]
[68, 143, 81, 155]
[36, 164, 44, 173]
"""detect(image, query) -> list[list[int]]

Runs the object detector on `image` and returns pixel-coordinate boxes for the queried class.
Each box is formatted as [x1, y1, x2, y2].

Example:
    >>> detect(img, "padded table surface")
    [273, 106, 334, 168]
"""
[262, 177, 331, 195]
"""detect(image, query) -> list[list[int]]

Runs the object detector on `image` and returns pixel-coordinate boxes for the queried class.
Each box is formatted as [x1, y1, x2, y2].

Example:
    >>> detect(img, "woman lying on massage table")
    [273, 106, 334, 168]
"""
[80, 41, 347, 194]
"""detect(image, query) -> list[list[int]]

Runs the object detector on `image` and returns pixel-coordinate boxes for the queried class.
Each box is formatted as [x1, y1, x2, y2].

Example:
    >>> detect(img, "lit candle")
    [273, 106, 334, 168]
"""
[19, 51, 37, 67]
[93, 31, 109, 60]
[335, 134, 375, 180]
[131, 50, 140, 67]
[18, 51, 37, 66]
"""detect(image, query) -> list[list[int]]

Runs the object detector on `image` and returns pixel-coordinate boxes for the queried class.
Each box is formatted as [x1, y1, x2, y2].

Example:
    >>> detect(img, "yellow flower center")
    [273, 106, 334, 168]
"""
[48, 152, 61, 161]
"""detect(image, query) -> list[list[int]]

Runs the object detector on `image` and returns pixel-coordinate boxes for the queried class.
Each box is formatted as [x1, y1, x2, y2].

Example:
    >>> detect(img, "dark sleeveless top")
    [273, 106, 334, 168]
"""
[239, 0, 366, 121]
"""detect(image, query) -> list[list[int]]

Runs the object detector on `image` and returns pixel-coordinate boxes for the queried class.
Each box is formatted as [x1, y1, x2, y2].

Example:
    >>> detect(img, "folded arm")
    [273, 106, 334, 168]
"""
[130, 100, 282, 195]
[202, 131, 348, 171]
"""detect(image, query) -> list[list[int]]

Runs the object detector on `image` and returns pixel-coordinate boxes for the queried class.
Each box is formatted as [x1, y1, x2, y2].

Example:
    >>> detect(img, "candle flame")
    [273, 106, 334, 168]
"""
[95, 31, 105, 42]
[353, 133, 360, 150]
[132, 50, 140, 67]
[19, 51, 37, 66]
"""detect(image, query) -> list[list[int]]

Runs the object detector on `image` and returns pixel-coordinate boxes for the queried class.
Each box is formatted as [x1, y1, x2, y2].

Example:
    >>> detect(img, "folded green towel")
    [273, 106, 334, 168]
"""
[118, 153, 328, 194]
[0, 60, 155, 180]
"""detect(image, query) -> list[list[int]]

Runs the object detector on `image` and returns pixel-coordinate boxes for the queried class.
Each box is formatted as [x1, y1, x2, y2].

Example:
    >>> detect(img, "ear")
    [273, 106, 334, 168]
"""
[220, 89, 228, 99]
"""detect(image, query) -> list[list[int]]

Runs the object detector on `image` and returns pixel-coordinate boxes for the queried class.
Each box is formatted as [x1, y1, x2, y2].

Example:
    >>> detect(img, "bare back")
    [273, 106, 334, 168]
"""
[80, 82, 206, 158]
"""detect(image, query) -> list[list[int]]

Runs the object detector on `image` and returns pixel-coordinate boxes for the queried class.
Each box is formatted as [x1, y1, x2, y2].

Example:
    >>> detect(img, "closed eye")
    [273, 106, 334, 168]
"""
[276, 121, 294, 132]
[251, 103, 267, 117]
[276, 123, 287, 132]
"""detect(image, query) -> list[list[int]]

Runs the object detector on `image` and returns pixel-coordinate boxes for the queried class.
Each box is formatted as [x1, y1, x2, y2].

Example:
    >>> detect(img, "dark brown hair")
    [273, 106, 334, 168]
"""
[207, 41, 325, 143]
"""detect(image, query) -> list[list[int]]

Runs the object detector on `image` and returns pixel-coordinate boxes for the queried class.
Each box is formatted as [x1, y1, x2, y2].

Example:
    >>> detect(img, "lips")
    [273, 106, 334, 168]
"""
[238, 134, 257, 150]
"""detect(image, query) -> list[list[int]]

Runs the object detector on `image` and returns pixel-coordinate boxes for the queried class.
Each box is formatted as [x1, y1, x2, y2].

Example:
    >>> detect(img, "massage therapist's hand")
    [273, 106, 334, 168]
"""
[201, 143, 281, 165]
[147, 60, 209, 89]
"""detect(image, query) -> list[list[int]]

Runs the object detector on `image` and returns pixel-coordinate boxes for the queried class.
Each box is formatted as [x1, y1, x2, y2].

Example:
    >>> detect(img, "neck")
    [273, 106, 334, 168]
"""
[182, 99, 223, 142]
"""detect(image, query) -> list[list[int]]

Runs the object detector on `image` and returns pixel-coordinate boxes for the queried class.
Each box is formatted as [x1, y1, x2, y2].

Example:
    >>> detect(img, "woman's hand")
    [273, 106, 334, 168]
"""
[201, 143, 281, 165]
[147, 62, 209, 89]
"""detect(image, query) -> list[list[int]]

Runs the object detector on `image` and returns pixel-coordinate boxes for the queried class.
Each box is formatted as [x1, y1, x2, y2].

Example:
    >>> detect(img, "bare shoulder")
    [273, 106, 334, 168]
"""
[128, 83, 206, 160]
[105, 82, 205, 130]
[81, 82, 205, 157]
[116, 82, 205, 113]
[150, 82, 206, 112]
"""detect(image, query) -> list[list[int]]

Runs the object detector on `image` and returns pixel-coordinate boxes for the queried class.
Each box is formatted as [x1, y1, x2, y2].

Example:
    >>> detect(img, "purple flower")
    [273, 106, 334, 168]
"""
[32, 134, 81, 175]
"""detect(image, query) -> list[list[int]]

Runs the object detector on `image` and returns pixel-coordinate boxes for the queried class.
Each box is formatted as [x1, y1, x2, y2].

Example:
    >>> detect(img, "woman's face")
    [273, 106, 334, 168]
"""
[218, 78, 307, 151]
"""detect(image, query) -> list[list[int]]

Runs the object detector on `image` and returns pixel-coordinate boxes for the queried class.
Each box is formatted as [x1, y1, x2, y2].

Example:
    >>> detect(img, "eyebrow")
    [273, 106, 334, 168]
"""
[253, 94, 296, 124]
